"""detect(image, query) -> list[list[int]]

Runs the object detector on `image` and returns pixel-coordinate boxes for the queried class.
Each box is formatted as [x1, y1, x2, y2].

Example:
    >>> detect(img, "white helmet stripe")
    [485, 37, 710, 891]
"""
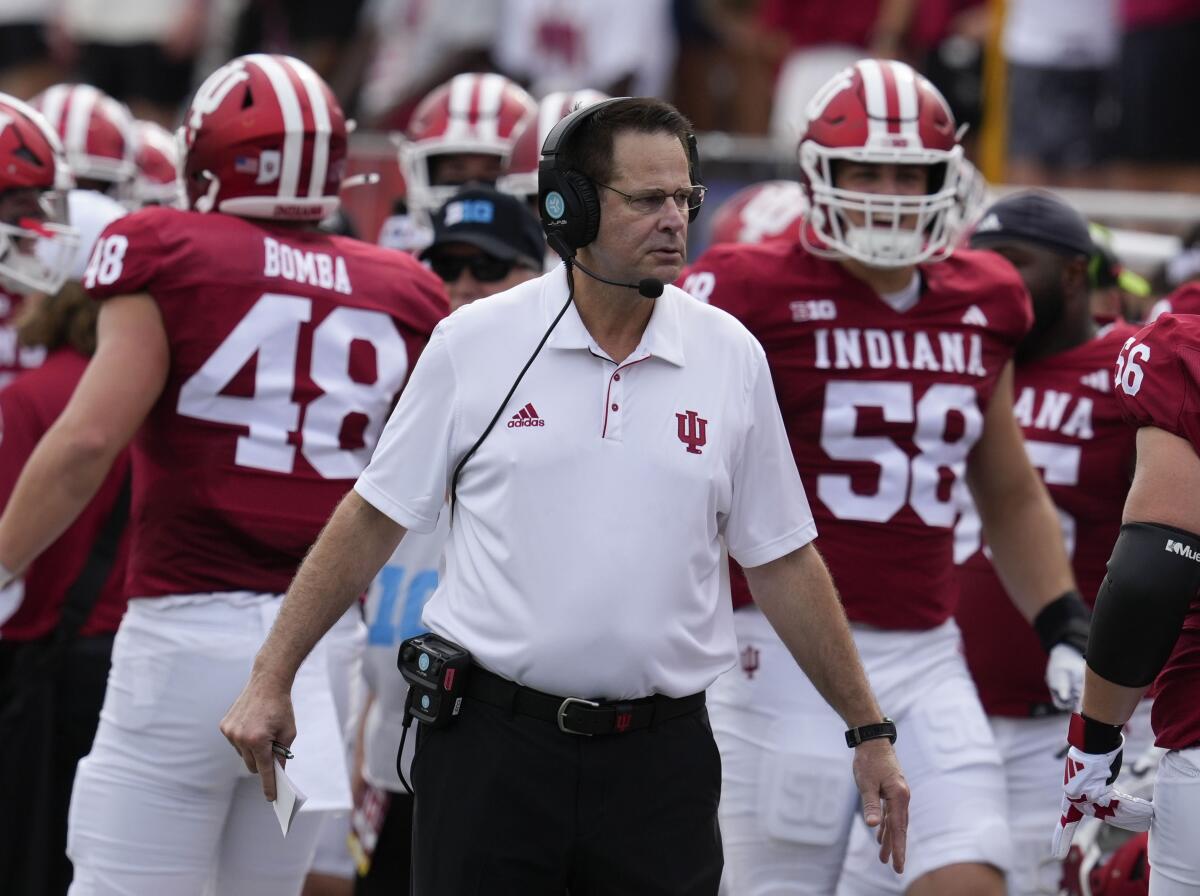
[475, 74, 505, 143]
[36, 84, 68, 137]
[246, 54, 303, 200]
[65, 85, 99, 160]
[539, 93, 569, 147]
[857, 60, 889, 139]
[445, 74, 476, 142]
[890, 61, 920, 139]
[285, 57, 332, 199]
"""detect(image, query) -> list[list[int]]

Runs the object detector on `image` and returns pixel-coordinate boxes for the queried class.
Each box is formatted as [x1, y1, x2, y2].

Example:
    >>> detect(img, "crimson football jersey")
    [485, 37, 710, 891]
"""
[0, 348, 130, 640]
[1148, 281, 1200, 321]
[955, 323, 1138, 716]
[84, 206, 447, 598]
[0, 287, 46, 389]
[682, 241, 1032, 629]
[1112, 313, 1200, 750]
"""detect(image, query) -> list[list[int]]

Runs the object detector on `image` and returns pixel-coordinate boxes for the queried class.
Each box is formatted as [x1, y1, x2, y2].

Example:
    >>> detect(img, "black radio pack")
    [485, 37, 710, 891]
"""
[398, 633, 472, 728]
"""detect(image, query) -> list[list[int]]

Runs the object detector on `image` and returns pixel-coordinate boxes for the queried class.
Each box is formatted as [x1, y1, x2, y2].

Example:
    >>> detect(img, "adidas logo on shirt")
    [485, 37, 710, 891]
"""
[507, 402, 545, 428]
[961, 305, 989, 327]
[1079, 369, 1112, 392]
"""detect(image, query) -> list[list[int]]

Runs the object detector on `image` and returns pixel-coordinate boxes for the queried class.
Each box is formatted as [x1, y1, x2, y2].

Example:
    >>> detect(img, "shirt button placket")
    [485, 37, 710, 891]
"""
[604, 367, 625, 441]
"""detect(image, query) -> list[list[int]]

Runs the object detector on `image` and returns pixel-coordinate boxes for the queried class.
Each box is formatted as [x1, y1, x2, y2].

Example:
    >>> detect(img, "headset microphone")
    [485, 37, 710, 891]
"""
[570, 257, 664, 298]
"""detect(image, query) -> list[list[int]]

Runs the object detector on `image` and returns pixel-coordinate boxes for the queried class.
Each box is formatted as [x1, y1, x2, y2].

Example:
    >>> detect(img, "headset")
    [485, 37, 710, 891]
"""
[448, 98, 702, 512]
[538, 96, 703, 260]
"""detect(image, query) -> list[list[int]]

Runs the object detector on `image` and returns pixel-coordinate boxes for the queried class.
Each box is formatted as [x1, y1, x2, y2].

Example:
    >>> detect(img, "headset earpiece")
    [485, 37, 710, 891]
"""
[538, 97, 703, 257]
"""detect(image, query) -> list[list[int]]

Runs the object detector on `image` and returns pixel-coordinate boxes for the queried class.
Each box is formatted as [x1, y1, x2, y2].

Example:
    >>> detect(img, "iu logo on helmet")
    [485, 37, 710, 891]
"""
[676, 409, 708, 454]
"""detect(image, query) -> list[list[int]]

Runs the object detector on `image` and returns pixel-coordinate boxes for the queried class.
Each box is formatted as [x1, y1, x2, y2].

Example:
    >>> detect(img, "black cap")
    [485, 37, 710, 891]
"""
[969, 190, 1095, 258]
[420, 185, 545, 270]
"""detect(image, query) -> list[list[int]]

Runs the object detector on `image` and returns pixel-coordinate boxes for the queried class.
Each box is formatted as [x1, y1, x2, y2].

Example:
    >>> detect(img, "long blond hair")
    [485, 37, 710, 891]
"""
[16, 281, 99, 356]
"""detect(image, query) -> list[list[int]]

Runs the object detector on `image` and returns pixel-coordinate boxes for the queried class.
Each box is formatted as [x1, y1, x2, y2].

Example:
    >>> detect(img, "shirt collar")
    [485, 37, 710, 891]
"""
[540, 264, 686, 367]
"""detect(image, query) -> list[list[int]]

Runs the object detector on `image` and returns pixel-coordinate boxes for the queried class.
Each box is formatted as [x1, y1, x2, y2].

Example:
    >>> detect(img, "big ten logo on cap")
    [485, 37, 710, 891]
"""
[544, 191, 565, 220]
[445, 199, 495, 226]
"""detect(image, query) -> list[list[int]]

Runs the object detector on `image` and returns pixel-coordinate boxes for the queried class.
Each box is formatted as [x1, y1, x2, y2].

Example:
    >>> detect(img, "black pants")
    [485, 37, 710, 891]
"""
[0, 634, 115, 896]
[410, 697, 723, 895]
[355, 789, 414, 895]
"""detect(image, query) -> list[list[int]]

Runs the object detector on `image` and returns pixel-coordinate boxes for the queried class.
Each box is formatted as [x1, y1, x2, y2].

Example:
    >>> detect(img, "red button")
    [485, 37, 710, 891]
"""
[611, 403, 619, 412]
[613, 373, 621, 381]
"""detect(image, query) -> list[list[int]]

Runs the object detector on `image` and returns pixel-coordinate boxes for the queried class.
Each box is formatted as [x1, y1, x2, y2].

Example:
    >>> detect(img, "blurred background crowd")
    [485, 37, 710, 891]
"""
[3, 0, 1200, 322]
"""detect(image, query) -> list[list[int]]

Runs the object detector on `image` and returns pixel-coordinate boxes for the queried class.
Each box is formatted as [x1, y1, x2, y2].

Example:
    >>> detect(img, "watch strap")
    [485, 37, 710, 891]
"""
[845, 718, 897, 748]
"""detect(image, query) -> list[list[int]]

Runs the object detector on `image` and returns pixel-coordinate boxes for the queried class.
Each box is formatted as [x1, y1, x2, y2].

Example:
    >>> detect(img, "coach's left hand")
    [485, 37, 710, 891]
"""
[220, 673, 296, 802]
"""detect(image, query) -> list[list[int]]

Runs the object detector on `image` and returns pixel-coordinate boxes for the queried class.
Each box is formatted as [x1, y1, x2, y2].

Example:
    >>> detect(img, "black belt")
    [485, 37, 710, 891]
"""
[464, 664, 705, 736]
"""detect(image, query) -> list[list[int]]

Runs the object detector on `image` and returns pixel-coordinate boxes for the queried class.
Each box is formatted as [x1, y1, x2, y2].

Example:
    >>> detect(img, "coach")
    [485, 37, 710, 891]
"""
[222, 98, 907, 895]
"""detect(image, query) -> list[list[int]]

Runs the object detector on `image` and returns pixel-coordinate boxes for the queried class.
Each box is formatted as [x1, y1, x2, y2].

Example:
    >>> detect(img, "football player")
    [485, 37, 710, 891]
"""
[498, 88, 610, 211]
[706, 179, 808, 247]
[1050, 312, 1200, 894]
[681, 60, 1082, 896]
[0, 91, 94, 896]
[31, 84, 136, 198]
[0, 93, 80, 388]
[379, 72, 535, 252]
[0, 54, 446, 895]
[119, 120, 184, 210]
[845, 191, 1145, 896]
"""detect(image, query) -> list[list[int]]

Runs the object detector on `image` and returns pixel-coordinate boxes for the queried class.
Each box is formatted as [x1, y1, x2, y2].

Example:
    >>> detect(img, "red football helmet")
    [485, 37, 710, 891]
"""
[31, 83, 135, 187]
[798, 59, 965, 268]
[120, 120, 183, 209]
[708, 180, 808, 246]
[0, 92, 79, 295]
[399, 73, 535, 215]
[497, 88, 609, 202]
[180, 53, 348, 221]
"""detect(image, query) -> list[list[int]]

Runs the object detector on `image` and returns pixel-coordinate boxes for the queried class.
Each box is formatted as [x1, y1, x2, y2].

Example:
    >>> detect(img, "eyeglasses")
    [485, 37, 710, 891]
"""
[427, 253, 520, 283]
[596, 183, 707, 215]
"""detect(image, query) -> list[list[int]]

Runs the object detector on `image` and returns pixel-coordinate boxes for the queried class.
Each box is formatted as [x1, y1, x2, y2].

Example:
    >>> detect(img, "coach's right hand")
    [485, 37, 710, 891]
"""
[852, 738, 910, 874]
[220, 672, 296, 802]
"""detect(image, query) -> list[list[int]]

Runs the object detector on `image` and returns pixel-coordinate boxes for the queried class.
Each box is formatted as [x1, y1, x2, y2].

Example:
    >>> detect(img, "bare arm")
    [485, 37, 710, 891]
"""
[966, 362, 1075, 620]
[220, 489, 406, 799]
[744, 542, 910, 873]
[1083, 426, 1200, 725]
[743, 542, 883, 727]
[0, 293, 167, 574]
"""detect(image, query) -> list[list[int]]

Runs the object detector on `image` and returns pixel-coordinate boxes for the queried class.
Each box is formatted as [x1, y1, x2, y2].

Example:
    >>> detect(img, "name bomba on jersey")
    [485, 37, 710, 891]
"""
[262, 236, 352, 295]
[813, 327, 987, 377]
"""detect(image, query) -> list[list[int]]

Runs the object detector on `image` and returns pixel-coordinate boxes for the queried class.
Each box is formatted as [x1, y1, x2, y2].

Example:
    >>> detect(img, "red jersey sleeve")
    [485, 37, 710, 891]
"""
[0, 385, 42, 506]
[81, 207, 169, 300]
[1114, 314, 1200, 449]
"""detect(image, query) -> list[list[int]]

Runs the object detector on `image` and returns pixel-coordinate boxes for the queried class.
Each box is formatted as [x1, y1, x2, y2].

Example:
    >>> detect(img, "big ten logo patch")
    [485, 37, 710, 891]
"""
[790, 299, 836, 322]
[444, 199, 494, 227]
[366, 564, 439, 646]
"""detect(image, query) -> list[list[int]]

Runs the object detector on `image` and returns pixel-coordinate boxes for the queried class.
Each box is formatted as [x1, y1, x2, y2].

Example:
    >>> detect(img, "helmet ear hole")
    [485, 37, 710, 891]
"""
[241, 88, 254, 110]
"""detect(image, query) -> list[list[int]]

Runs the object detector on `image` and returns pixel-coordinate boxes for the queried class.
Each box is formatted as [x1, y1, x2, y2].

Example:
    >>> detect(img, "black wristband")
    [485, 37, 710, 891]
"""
[1033, 590, 1090, 654]
[1068, 712, 1123, 755]
[845, 718, 897, 748]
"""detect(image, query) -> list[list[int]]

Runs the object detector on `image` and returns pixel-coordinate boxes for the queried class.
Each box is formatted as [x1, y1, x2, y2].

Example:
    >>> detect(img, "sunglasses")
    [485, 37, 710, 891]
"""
[428, 253, 518, 283]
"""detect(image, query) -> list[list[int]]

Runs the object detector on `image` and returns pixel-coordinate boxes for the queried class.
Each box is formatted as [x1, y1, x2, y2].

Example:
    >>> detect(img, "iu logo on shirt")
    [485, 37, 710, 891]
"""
[676, 409, 708, 454]
[740, 645, 760, 680]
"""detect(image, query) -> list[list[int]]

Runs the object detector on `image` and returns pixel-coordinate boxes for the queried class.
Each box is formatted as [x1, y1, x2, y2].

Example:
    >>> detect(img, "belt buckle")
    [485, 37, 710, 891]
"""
[556, 696, 600, 735]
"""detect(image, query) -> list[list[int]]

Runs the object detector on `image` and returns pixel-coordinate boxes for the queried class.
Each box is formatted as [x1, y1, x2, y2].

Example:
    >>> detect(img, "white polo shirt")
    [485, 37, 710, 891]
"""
[355, 266, 816, 699]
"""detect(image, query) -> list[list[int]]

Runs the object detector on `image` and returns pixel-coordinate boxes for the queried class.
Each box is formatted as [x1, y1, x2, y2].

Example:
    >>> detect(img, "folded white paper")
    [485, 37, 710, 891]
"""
[271, 758, 307, 836]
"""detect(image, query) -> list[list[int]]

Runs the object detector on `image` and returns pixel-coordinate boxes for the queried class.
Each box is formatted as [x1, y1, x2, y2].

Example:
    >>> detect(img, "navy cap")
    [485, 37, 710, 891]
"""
[969, 190, 1096, 258]
[421, 185, 545, 270]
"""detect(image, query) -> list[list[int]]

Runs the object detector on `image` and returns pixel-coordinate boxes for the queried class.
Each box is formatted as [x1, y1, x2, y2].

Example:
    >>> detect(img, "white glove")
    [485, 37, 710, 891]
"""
[1050, 713, 1154, 859]
[1045, 642, 1086, 711]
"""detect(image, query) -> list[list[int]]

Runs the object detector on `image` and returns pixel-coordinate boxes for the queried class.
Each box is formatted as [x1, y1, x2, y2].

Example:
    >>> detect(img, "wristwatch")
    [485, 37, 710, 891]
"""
[845, 717, 898, 748]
